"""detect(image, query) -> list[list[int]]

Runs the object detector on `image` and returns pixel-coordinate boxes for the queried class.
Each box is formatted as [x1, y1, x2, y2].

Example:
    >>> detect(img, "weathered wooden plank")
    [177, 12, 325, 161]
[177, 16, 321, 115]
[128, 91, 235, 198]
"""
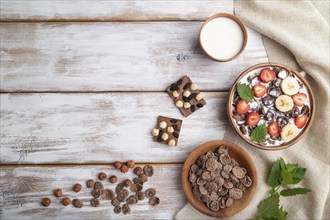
[0, 0, 233, 21]
[0, 164, 184, 219]
[0, 22, 268, 92]
[0, 92, 228, 164]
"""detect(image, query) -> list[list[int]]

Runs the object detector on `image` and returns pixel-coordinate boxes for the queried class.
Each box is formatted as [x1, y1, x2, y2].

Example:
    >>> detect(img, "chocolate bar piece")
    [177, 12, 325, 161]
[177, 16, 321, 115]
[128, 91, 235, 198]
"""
[152, 116, 182, 147]
[166, 75, 206, 117]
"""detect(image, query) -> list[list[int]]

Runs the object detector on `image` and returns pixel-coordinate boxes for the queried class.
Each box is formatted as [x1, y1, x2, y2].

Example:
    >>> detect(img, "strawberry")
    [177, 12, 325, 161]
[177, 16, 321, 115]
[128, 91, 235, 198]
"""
[292, 93, 307, 106]
[253, 84, 267, 97]
[268, 121, 280, 137]
[236, 100, 250, 114]
[295, 115, 308, 128]
[260, 68, 276, 83]
[246, 112, 260, 126]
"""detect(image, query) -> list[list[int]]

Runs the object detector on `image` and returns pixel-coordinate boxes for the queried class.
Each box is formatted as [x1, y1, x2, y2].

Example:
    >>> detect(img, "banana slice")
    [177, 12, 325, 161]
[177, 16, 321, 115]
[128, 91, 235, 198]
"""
[275, 95, 294, 112]
[281, 77, 299, 95]
[280, 124, 299, 141]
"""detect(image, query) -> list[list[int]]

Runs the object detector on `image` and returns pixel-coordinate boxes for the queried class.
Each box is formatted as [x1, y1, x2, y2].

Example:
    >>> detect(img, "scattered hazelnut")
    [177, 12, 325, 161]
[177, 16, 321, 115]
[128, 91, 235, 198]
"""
[54, 188, 62, 197]
[86, 179, 95, 188]
[168, 139, 176, 147]
[184, 102, 191, 109]
[183, 90, 191, 97]
[41, 198, 51, 207]
[120, 165, 129, 173]
[161, 133, 169, 141]
[152, 128, 159, 136]
[127, 160, 135, 168]
[167, 126, 174, 133]
[113, 161, 122, 169]
[195, 94, 203, 101]
[159, 121, 167, 129]
[176, 100, 183, 108]
[173, 91, 180, 98]
[134, 166, 143, 175]
[98, 172, 107, 180]
[190, 83, 198, 90]
[109, 175, 118, 183]
[73, 183, 82, 192]
[62, 197, 71, 206]
[123, 179, 132, 187]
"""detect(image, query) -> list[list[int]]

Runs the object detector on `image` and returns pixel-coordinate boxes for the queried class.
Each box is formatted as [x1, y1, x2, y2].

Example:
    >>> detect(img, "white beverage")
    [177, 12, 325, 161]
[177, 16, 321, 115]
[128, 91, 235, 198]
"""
[200, 17, 244, 60]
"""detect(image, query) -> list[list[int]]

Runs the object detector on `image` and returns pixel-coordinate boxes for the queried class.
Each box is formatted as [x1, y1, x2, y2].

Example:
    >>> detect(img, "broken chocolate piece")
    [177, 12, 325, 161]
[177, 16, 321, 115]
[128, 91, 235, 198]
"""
[152, 116, 182, 146]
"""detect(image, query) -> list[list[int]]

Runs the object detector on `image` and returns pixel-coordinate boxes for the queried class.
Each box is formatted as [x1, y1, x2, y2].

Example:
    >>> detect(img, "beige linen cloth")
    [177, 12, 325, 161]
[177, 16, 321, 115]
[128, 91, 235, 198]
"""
[175, 1, 329, 219]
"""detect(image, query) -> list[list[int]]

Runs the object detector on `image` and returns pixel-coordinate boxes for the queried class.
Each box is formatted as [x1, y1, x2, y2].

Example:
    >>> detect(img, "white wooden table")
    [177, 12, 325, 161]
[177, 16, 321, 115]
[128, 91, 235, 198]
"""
[0, 1, 268, 219]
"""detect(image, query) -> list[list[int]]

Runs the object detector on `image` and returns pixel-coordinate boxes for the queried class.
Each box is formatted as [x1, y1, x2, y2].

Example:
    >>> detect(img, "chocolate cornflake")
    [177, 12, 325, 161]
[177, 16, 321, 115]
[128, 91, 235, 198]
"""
[136, 191, 145, 200]
[91, 189, 101, 198]
[143, 165, 154, 177]
[229, 188, 243, 199]
[117, 189, 129, 202]
[232, 166, 245, 179]
[205, 158, 218, 171]
[145, 188, 156, 198]
[90, 198, 100, 207]
[122, 204, 131, 215]
[93, 181, 104, 190]
[72, 199, 83, 208]
[115, 183, 125, 194]
[133, 177, 143, 185]
[114, 205, 122, 214]
[209, 201, 220, 212]
[111, 197, 120, 206]
[149, 197, 160, 206]
[101, 189, 115, 200]
[138, 174, 148, 183]
[126, 195, 138, 205]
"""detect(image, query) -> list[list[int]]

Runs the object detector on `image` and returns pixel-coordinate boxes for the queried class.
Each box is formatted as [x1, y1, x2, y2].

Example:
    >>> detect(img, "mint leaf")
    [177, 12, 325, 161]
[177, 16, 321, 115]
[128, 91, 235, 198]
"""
[275, 206, 288, 220]
[257, 193, 280, 218]
[280, 188, 311, 196]
[268, 158, 282, 188]
[251, 124, 267, 142]
[291, 168, 306, 184]
[280, 160, 307, 185]
[237, 84, 254, 102]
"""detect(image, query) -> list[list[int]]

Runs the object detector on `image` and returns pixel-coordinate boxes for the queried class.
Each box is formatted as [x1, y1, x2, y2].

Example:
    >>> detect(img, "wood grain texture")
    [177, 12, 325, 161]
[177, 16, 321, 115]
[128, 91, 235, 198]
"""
[0, 164, 184, 219]
[0, 22, 268, 92]
[0, 92, 229, 164]
[0, 0, 233, 21]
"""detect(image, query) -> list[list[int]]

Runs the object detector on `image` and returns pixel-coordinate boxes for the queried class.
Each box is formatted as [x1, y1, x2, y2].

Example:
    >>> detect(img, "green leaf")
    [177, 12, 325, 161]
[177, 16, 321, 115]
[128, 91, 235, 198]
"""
[268, 159, 282, 188]
[274, 206, 288, 220]
[257, 193, 280, 218]
[251, 124, 267, 142]
[237, 83, 254, 102]
[280, 160, 307, 185]
[280, 188, 311, 196]
[291, 168, 306, 184]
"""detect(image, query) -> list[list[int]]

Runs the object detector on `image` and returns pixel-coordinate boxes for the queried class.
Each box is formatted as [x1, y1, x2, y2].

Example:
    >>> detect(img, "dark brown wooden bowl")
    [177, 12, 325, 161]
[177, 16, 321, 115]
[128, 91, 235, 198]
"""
[182, 140, 257, 218]
[227, 63, 315, 150]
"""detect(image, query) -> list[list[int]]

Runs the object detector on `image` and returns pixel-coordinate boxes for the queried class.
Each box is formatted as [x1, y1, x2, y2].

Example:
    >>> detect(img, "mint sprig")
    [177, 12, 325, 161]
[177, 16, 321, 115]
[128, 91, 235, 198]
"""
[250, 158, 311, 220]
[237, 83, 254, 102]
[251, 124, 267, 142]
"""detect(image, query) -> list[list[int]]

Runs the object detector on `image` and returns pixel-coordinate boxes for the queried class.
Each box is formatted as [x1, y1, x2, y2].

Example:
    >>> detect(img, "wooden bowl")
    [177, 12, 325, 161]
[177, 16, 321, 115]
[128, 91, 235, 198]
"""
[181, 140, 257, 218]
[199, 13, 248, 62]
[227, 63, 315, 150]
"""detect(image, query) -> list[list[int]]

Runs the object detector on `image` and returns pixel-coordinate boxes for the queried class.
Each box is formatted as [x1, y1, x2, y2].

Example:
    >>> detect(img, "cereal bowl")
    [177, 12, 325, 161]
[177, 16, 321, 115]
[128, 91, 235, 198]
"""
[228, 63, 315, 150]
[181, 140, 257, 218]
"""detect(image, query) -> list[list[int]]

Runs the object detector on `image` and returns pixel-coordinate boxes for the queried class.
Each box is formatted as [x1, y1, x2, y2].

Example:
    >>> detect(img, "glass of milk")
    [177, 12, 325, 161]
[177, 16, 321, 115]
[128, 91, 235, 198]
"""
[199, 13, 247, 62]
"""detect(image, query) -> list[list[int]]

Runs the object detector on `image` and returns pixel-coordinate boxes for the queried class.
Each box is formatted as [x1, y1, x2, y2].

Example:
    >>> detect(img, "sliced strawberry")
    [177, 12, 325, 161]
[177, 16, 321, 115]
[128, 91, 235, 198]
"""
[260, 68, 276, 83]
[236, 100, 250, 114]
[292, 93, 307, 106]
[295, 115, 308, 128]
[246, 112, 260, 126]
[268, 121, 280, 137]
[253, 84, 267, 97]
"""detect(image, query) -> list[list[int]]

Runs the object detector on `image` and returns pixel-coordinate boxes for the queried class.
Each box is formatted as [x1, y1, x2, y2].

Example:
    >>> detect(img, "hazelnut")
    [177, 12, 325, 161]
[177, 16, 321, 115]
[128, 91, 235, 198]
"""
[168, 139, 176, 147]
[127, 160, 135, 168]
[123, 179, 132, 187]
[41, 198, 51, 207]
[113, 161, 122, 169]
[120, 165, 129, 173]
[152, 128, 159, 136]
[73, 183, 82, 192]
[173, 91, 180, 98]
[195, 94, 203, 101]
[176, 100, 183, 108]
[62, 197, 71, 206]
[86, 179, 94, 188]
[183, 90, 191, 97]
[161, 133, 169, 141]
[190, 83, 198, 90]
[184, 102, 191, 109]
[167, 126, 174, 133]
[134, 166, 143, 175]
[98, 172, 107, 180]
[109, 175, 117, 183]
[54, 188, 62, 197]
[159, 121, 167, 129]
